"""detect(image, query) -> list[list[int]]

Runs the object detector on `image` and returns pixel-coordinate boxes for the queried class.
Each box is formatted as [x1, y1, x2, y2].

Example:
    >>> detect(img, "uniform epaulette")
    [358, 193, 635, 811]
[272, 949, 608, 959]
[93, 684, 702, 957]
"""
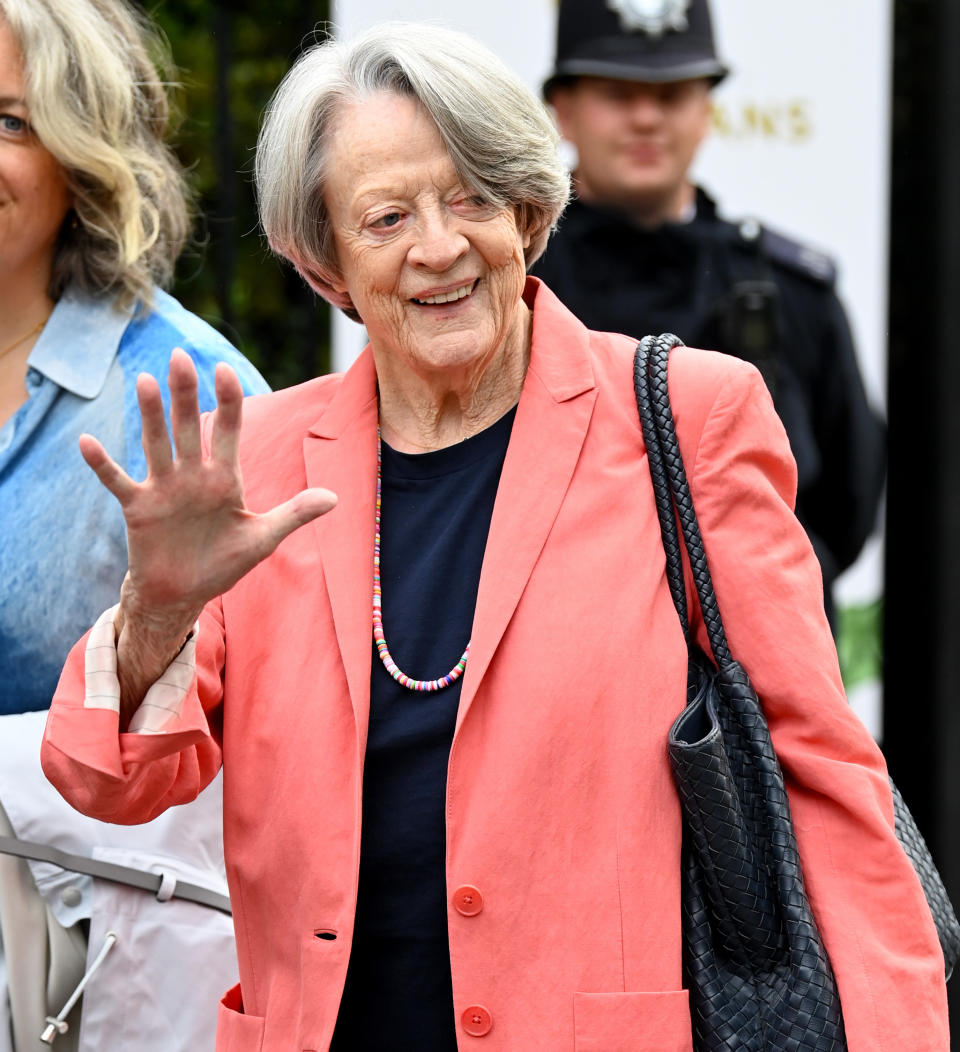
[735, 217, 837, 286]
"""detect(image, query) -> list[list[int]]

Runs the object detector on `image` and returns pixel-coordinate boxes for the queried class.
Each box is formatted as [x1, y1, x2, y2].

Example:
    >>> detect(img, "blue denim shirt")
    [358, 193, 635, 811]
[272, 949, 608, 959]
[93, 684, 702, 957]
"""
[0, 286, 269, 714]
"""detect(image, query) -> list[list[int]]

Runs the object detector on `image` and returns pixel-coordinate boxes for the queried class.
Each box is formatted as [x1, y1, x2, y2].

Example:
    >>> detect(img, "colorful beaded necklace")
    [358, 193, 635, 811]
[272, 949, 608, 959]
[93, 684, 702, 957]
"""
[373, 429, 471, 692]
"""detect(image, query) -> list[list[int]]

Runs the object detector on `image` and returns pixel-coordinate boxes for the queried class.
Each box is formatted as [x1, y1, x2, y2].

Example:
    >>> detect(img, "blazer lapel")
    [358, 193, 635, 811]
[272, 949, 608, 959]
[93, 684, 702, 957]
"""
[298, 282, 598, 737]
[302, 349, 379, 746]
[457, 280, 598, 721]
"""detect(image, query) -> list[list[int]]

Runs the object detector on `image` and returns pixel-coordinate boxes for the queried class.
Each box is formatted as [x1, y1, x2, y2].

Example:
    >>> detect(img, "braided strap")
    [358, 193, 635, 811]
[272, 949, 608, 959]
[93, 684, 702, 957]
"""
[634, 336, 688, 635]
[634, 337, 848, 1050]
[640, 334, 731, 665]
[635, 336, 960, 987]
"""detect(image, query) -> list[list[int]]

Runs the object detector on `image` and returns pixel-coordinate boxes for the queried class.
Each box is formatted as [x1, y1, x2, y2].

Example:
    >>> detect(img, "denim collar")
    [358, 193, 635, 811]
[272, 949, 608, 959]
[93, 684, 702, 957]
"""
[28, 287, 136, 399]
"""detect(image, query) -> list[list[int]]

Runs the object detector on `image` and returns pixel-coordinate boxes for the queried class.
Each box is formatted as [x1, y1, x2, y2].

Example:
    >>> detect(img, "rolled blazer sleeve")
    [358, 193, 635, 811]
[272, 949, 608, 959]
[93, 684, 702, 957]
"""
[41, 598, 226, 826]
[669, 349, 948, 1050]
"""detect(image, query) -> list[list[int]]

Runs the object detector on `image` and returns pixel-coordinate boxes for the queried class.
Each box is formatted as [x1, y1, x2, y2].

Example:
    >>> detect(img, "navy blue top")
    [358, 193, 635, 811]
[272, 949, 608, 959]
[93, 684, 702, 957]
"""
[330, 407, 515, 1051]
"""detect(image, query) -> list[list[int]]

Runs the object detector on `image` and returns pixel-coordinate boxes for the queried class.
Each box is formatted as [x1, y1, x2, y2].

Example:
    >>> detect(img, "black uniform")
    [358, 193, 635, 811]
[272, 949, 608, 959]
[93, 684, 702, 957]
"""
[531, 188, 886, 621]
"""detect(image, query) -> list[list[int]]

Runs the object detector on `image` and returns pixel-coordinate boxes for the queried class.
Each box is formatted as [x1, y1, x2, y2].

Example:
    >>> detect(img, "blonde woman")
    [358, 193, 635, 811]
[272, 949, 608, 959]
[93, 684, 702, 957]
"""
[0, 0, 268, 712]
[0, 0, 265, 1047]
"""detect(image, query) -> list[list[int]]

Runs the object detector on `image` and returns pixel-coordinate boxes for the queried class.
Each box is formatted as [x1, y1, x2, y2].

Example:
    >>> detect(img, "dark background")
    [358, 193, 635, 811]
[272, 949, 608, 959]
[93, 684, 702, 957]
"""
[885, 0, 960, 1035]
[146, 0, 960, 1027]
[148, 0, 334, 391]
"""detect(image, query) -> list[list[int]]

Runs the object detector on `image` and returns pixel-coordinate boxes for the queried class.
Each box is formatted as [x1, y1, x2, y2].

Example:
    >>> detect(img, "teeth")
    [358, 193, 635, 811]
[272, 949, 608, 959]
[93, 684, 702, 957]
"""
[413, 282, 473, 305]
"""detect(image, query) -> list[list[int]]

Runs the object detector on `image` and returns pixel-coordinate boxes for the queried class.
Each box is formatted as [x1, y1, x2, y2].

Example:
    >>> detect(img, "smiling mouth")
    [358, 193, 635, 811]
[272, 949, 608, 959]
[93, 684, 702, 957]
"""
[410, 280, 478, 306]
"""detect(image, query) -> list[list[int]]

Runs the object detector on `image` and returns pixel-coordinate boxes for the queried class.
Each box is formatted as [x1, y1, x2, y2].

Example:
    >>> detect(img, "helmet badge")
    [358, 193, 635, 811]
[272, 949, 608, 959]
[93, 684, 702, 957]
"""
[606, 0, 691, 37]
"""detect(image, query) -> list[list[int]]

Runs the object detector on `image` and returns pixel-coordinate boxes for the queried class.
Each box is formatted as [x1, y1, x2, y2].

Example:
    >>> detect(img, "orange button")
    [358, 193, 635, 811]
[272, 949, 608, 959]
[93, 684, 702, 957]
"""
[461, 1004, 493, 1037]
[453, 885, 484, 917]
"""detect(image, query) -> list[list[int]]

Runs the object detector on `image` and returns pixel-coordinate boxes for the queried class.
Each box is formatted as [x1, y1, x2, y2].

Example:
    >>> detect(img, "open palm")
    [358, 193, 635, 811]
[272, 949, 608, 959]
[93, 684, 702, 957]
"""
[78, 348, 337, 697]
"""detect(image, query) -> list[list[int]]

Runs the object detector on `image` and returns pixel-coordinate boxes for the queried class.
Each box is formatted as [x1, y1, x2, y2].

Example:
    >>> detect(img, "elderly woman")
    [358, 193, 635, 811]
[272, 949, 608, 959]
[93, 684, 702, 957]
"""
[0, 0, 264, 1046]
[42, 21, 947, 1052]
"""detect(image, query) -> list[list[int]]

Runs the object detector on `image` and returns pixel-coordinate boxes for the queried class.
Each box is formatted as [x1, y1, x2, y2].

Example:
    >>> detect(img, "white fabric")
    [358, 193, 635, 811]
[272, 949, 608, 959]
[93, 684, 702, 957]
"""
[84, 606, 198, 734]
[0, 949, 9, 1052]
[0, 711, 236, 1051]
[0, 800, 84, 1052]
[154, 871, 177, 903]
[0, 950, 9, 1052]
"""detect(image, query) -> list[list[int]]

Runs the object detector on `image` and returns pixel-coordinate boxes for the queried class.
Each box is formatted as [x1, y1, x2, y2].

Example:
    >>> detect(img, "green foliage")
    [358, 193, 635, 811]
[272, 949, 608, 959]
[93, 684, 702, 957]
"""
[836, 597, 883, 690]
[143, 1, 333, 389]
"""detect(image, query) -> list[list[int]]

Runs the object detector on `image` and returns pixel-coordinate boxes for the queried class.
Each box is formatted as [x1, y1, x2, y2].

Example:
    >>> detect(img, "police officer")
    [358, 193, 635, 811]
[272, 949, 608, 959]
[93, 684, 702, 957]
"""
[532, 0, 885, 626]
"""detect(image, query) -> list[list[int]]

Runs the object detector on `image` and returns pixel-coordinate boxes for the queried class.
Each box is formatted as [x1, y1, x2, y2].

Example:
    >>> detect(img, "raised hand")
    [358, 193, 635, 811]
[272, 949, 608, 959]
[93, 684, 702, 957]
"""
[78, 348, 337, 713]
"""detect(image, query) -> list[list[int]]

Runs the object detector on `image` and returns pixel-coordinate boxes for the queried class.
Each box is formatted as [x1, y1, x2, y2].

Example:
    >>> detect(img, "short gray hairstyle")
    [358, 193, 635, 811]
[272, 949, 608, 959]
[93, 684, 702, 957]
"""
[256, 22, 570, 320]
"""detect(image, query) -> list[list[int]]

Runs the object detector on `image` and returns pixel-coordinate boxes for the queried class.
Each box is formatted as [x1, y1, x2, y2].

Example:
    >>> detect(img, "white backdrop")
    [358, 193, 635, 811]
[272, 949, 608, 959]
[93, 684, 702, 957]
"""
[329, 0, 892, 733]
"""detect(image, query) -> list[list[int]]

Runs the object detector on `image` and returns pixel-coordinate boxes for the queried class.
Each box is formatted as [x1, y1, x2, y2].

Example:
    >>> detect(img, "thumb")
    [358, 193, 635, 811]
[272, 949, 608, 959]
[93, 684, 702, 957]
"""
[257, 487, 338, 555]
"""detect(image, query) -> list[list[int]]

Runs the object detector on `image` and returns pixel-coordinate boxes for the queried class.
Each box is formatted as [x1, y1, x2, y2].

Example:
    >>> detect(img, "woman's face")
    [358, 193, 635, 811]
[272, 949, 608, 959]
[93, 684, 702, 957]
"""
[323, 91, 532, 388]
[0, 19, 72, 289]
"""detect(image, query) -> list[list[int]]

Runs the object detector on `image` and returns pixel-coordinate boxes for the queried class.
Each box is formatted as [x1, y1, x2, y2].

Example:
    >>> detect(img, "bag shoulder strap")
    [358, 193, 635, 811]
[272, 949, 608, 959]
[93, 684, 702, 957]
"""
[633, 335, 732, 669]
[633, 336, 688, 637]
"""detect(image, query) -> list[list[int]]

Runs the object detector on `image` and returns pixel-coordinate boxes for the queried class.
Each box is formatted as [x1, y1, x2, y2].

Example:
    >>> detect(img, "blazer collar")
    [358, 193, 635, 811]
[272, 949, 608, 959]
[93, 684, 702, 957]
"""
[521, 276, 596, 404]
[456, 278, 599, 719]
[300, 277, 599, 733]
[307, 344, 379, 440]
[306, 277, 596, 435]
[302, 349, 379, 743]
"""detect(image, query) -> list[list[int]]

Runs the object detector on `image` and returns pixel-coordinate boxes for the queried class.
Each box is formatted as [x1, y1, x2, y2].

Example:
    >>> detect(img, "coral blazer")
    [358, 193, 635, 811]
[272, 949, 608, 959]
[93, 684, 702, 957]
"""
[42, 280, 948, 1051]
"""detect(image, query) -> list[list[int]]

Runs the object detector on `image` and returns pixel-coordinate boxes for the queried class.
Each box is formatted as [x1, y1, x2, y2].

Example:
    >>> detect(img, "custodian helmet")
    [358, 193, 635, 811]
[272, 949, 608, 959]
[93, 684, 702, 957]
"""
[543, 0, 729, 99]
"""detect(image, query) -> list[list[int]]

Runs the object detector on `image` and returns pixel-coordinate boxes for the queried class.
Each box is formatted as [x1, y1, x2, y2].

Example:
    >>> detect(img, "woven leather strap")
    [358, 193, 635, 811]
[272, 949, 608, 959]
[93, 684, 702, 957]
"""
[634, 333, 960, 984]
[634, 332, 732, 666]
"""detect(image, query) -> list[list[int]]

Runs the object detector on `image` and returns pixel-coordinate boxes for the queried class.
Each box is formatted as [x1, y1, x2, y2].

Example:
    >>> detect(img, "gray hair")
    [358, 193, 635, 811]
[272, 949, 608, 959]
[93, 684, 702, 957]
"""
[256, 22, 570, 320]
[0, 0, 190, 308]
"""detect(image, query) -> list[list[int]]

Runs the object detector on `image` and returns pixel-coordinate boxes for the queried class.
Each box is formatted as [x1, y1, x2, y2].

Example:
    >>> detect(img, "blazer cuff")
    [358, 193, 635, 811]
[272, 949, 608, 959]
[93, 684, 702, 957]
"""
[84, 604, 200, 735]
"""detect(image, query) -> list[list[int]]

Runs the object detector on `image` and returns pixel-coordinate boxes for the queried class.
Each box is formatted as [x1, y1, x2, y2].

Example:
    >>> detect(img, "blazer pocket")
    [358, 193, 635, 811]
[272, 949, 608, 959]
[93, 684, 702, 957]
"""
[216, 982, 265, 1052]
[574, 991, 692, 1052]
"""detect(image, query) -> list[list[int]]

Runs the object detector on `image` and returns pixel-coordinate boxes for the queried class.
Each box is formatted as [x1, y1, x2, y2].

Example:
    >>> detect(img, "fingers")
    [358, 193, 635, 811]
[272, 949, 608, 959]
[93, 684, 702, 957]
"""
[168, 348, 202, 461]
[78, 433, 138, 504]
[137, 372, 173, 474]
[210, 361, 245, 465]
[256, 487, 339, 557]
[148, 350, 243, 470]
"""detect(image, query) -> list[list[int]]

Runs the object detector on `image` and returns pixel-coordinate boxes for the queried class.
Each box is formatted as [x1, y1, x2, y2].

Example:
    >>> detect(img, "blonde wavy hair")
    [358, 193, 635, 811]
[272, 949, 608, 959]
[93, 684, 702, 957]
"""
[0, 0, 190, 307]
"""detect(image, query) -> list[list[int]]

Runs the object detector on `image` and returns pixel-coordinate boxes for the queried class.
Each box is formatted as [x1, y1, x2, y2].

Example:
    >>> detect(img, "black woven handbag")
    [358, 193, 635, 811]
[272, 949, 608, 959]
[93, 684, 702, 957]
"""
[890, 783, 960, 978]
[635, 333, 847, 1050]
[635, 333, 960, 1049]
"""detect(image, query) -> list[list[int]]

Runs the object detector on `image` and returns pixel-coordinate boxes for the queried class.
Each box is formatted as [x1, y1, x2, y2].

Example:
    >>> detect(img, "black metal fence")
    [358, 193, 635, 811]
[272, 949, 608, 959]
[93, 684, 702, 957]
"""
[148, 1, 333, 390]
